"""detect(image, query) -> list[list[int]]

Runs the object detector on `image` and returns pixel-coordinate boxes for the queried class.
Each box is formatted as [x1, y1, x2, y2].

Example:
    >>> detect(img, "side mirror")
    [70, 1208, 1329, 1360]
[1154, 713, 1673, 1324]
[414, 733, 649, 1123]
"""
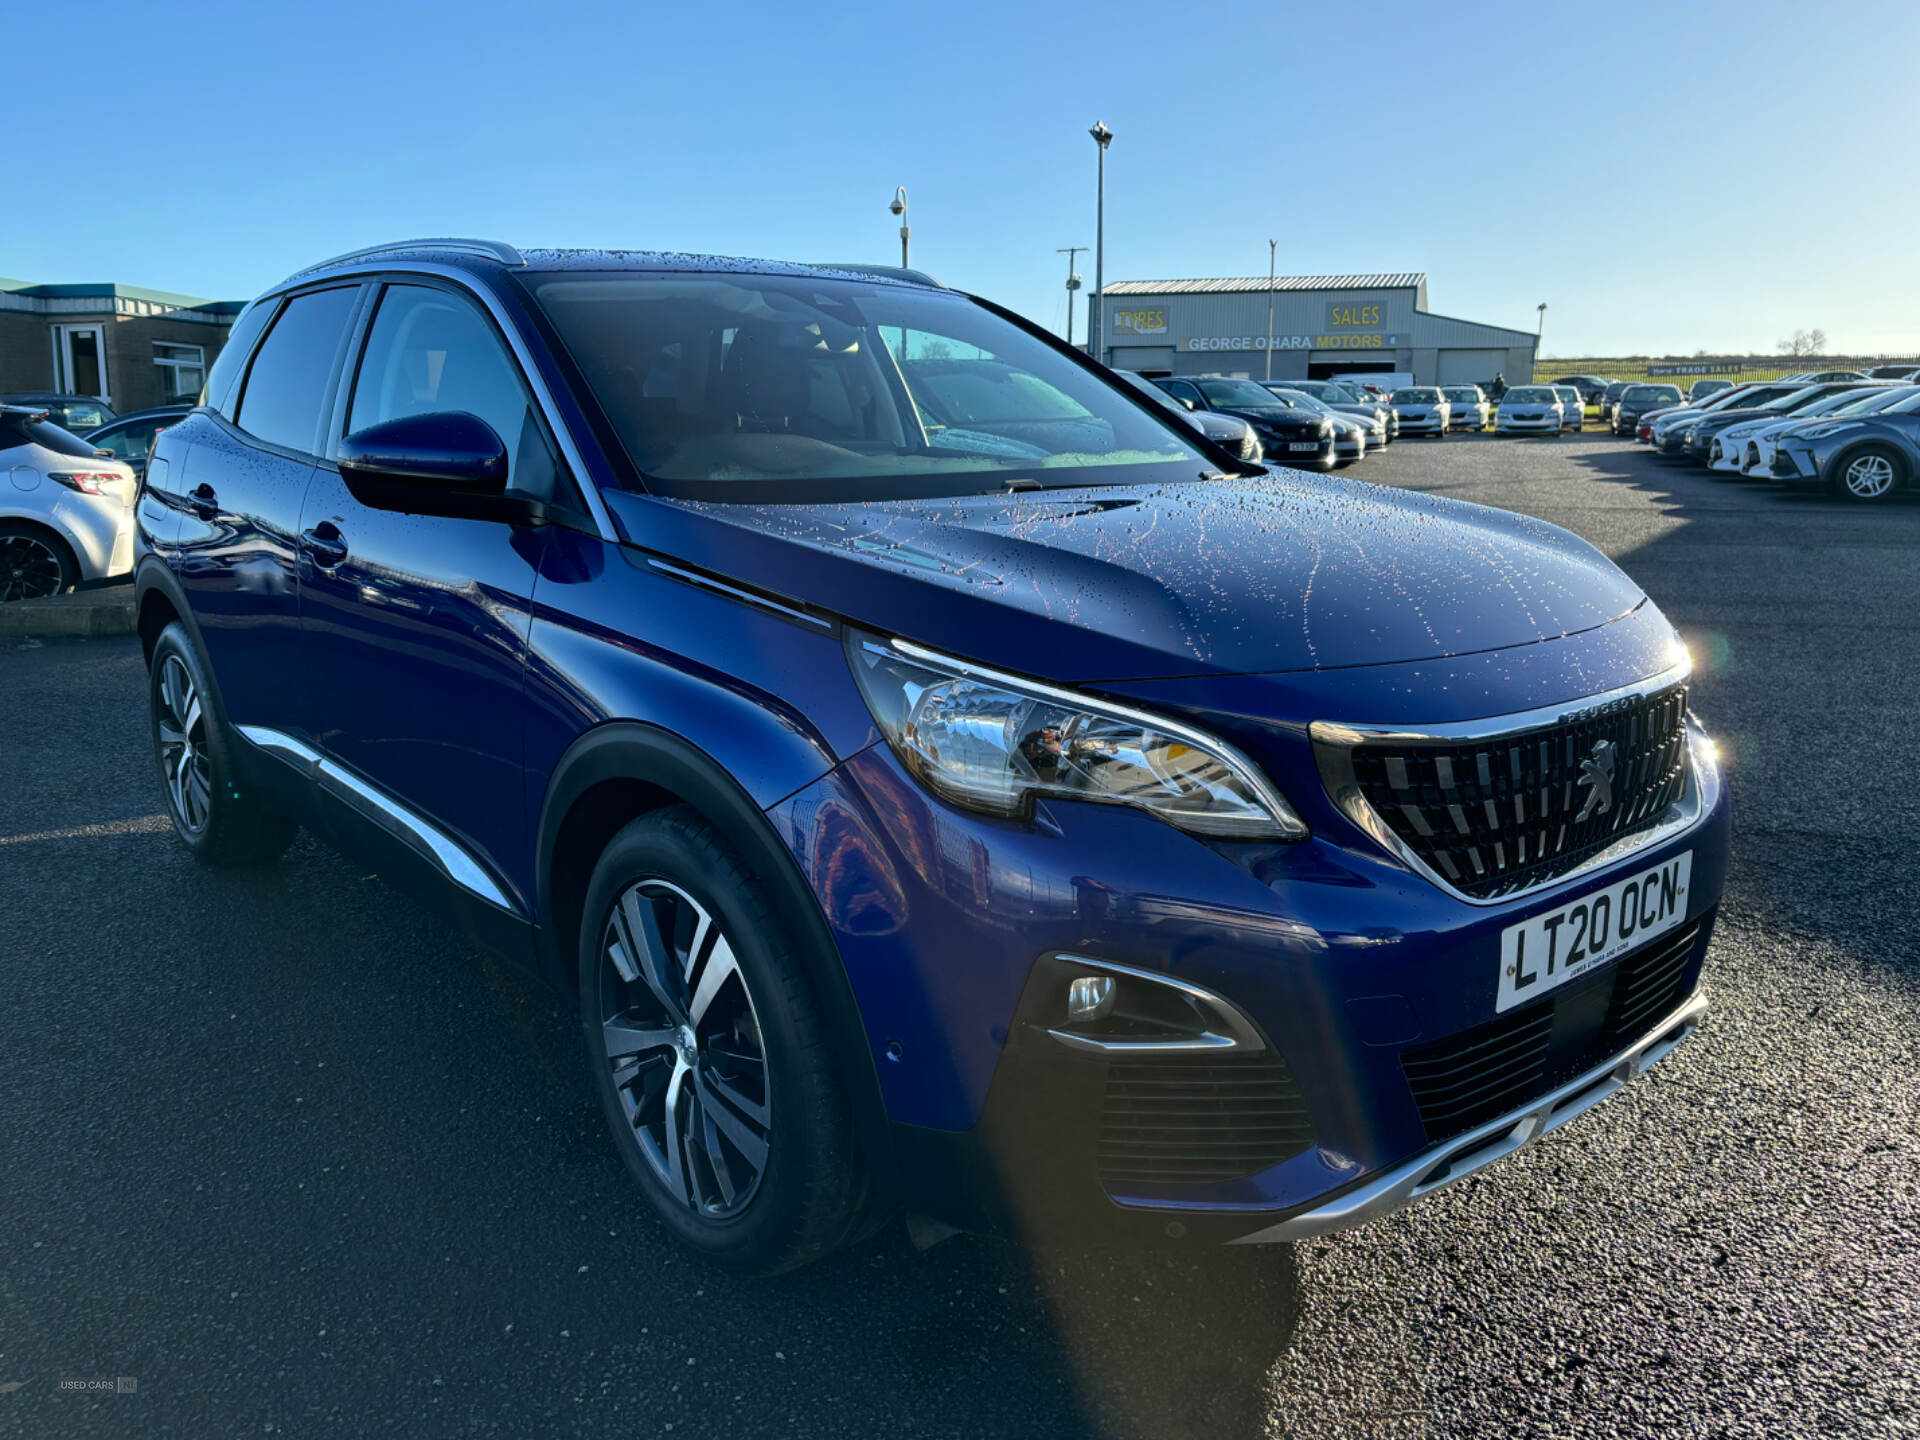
[337, 411, 540, 523]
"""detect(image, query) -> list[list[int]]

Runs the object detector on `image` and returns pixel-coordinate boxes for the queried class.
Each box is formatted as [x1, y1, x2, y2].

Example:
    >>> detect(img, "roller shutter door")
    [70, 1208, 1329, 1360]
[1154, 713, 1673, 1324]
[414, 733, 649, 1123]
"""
[1438, 349, 1507, 384]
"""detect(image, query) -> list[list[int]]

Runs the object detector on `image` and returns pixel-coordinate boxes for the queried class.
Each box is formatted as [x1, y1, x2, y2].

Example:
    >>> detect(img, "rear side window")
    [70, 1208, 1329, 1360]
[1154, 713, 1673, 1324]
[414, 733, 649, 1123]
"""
[89, 420, 167, 460]
[235, 287, 360, 453]
[347, 284, 560, 499]
[206, 299, 278, 417]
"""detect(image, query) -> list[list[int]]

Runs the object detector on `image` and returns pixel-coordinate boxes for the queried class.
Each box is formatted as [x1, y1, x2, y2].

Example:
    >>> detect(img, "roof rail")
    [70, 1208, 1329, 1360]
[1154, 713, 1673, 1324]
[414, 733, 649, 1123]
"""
[813, 262, 945, 289]
[279, 237, 525, 286]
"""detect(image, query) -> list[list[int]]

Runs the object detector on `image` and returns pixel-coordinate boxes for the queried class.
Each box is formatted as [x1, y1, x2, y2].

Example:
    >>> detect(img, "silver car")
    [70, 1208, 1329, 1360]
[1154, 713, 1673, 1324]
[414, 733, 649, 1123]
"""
[1268, 389, 1368, 462]
[1265, 379, 1396, 443]
[1551, 385, 1585, 432]
[1440, 386, 1489, 432]
[1494, 385, 1565, 435]
[1389, 386, 1451, 436]
[0, 405, 138, 601]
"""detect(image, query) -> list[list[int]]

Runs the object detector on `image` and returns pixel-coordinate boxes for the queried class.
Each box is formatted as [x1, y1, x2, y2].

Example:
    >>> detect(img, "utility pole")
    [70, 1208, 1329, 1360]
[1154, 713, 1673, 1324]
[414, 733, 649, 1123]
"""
[1536, 301, 1548, 361]
[1089, 122, 1112, 364]
[1058, 246, 1086, 349]
[1265, 239, 1277, 381]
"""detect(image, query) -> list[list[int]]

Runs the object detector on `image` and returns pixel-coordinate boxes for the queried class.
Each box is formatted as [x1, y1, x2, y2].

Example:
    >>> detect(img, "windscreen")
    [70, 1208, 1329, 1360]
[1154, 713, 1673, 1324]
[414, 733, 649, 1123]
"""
[1196, 378, 1285, 408]
[1624, 385, 1682, 403]
[532, 272, 1205, 501]
[1392, 388, 1441, 403]
[1442, 388, 1482, 403]
[1505, 387, 1558, 403]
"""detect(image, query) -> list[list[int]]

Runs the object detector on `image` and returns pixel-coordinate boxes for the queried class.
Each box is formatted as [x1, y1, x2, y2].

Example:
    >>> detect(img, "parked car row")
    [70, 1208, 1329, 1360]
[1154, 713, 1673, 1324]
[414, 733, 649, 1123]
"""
[0, 403, 190, 599]
[1634, 379, 1920, 503]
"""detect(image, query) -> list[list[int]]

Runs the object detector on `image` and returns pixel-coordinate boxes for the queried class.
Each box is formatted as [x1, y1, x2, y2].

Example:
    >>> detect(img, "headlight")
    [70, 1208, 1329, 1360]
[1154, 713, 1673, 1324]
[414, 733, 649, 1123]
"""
[1801, 422, 1861, 440]
[846, 632, 1307, 840]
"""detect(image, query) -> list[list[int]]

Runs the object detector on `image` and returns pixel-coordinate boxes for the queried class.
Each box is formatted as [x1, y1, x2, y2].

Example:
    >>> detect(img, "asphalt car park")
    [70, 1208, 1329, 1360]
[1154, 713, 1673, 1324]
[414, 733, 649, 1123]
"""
[1, 431, 1915, 1439]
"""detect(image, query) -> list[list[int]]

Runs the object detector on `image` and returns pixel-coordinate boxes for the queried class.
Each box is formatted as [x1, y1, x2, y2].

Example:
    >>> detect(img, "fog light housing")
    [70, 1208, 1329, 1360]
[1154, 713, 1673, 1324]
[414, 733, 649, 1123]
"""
[1066, 975, 1116, 1022]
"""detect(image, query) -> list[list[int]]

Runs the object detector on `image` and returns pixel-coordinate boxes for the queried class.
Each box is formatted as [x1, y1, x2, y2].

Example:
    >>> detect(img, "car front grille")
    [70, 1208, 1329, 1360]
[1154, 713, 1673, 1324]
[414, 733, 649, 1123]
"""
[1097, 1054, 1315, 1187]
[1401, 919, 1704, 1143]
[1341, 684, 1691, 901]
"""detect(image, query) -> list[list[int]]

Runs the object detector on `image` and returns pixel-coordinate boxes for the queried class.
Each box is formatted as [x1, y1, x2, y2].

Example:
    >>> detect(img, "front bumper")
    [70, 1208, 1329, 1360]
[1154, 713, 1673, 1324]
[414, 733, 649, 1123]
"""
[1399, 412, 1446, 433]
[1231, 987, 1707, 1243]
[773, 641, 1732, 1247]
[1498, 414, 1560, 432]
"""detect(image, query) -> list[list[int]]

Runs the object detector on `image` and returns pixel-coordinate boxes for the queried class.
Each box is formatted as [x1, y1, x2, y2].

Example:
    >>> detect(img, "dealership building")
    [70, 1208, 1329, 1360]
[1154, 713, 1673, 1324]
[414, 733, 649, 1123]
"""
[1092, 273, 1538, 387]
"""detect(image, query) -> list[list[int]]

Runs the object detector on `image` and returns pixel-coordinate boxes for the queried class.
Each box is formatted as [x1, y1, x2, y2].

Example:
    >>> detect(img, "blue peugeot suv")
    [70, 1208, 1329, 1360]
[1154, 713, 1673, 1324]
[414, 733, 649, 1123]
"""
[135, 239, 1729, 1274]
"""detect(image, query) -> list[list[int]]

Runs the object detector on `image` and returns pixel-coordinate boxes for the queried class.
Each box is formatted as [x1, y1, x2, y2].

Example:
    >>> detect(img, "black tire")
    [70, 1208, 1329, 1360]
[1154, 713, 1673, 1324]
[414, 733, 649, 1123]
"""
[1828, 444, 1906, 504]
[148, 621, 298, 867]
[0, 522, 76, 603]
[579, 805, 870, 1276]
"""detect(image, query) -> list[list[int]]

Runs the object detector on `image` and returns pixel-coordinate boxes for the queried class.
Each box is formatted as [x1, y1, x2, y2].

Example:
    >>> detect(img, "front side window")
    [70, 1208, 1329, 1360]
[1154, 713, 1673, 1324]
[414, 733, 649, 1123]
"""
[533, 272, 1203, 501]
[89, 419, 167, 461]
[348, 284, 560, 498]
[153, 342, 206, 401]
[235, 286, 360, 453]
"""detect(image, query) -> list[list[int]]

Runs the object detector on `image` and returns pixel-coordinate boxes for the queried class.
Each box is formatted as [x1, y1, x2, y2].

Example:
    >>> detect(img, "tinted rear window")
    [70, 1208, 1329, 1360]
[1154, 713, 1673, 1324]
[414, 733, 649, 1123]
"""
[235, 287, 360, 452]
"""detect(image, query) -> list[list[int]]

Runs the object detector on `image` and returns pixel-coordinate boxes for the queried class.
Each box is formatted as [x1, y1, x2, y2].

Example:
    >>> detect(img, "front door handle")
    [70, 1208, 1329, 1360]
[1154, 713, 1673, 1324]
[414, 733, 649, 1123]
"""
[301, 522, 348, 570]
[190, 482, 218, 519]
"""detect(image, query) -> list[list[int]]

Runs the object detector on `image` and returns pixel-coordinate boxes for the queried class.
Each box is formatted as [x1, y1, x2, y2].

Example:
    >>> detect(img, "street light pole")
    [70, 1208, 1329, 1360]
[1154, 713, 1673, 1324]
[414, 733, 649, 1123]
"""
[1265, 238, 1277, 381]
[1536, 301, 1548, 363]
[1089, 122, 1112, 363]
[1057, 246, 1086, 349]
[890, 187, 910, 268]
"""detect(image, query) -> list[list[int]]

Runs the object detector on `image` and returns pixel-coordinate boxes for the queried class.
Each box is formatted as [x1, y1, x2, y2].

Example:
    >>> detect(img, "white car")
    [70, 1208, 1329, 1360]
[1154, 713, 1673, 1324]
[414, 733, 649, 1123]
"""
[1551, 385, 1585, 432]
[1706, 386, 1878, 474]
[1739, 385, 1916, 477]
[0, 405, 139, 601]
[1389, 386, 1451, 436]
[1495, 385, 1565, 435]
[1440, 386, 1488, 431]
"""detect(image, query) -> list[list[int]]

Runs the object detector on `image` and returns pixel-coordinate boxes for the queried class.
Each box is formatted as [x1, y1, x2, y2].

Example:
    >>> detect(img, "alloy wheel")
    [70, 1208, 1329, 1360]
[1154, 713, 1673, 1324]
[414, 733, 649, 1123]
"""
[0, 534, 63, 602]
[599, 879, 771, 1218]
[156, 655, 213, 834]
[1843, 453, 1896, 500]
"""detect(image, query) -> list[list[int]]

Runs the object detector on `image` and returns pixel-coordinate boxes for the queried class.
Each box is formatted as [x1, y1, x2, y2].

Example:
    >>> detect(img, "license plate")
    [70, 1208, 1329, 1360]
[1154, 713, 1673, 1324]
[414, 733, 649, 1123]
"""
[1496, 851, 1693, 1013]
[1288, 441, 1320, 451]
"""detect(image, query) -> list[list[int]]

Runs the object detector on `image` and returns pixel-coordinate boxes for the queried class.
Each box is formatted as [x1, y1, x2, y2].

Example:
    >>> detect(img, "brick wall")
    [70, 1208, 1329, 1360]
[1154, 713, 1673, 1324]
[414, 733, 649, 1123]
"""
[0, 311, 55, 393]
[0, 306, 232, 413]
[104, 314, 232, 412]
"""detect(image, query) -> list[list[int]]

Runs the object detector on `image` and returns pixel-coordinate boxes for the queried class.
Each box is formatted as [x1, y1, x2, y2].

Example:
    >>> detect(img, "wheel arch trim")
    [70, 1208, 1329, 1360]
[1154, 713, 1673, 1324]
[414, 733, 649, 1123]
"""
[535, 721, 893, 1169]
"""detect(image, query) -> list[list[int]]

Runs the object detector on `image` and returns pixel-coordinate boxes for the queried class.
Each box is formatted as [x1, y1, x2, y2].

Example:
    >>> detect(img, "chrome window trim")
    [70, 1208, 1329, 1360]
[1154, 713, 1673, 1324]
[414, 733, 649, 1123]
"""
[1042, 956, 1267, 1056]
[1226, 988, 1707, 1244]
[254, 259, 615, 543]
[235, 725, 519, 915]
[1310, 657, 1698, 907]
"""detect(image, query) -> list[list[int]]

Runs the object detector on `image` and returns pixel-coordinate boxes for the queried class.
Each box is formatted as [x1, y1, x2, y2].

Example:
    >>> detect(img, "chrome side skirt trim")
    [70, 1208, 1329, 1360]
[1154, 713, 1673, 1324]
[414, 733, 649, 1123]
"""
[234, 724, 520, 916]
[1226, 988, 1708, 1245]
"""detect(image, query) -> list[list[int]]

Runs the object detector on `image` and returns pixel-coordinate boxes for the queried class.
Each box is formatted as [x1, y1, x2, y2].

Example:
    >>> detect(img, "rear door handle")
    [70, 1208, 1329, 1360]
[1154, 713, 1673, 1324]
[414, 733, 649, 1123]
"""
[301, 523, 348, 569]
[190, 482, 218, 519]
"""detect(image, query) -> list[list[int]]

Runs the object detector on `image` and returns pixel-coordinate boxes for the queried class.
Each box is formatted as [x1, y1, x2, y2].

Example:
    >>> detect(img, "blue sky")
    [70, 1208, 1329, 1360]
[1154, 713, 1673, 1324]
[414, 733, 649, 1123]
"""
[15, 0, 1917, 357]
